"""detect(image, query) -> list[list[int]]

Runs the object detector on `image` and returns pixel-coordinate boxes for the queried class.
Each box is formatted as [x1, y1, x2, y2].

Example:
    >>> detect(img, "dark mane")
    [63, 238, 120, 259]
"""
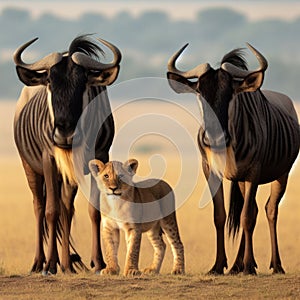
[68, 34, 104, 58]
[221, 48, 248, 70]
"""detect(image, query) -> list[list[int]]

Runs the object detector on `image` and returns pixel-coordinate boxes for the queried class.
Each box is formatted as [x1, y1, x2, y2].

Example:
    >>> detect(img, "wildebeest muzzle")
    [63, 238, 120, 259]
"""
[53, 126, 81, 149]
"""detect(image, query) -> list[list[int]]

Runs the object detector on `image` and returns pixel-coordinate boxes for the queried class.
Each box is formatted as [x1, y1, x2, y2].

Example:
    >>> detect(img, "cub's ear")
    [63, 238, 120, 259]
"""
[16, 66, 48, 86]
[88, 66, 120, 86]
[167, 72, 197, 94]
[89, 159, 105, 178]
[124, 159, 138, 175]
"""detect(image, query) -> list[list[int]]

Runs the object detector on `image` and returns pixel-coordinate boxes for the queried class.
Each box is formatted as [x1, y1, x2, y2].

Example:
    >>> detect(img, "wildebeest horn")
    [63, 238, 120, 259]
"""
[13, 38, 63, 71]
[168, 43, 211, 79]
[221, 43, 268, 79]
[71, 38, 122, 70]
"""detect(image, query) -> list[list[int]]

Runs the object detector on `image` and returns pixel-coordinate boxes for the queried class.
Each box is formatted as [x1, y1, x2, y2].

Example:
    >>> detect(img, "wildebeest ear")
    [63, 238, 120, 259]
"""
[167, 72, 197, 94]
[16, 66, 48, 86]
[88, 66, 120, 86]
[123, 159, 138, 175]
[235, 71, 264, 93]
[89, 159, 105, 178]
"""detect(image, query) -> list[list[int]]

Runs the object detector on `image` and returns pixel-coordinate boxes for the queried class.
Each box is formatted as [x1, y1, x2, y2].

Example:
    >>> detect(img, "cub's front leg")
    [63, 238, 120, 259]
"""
[100, 221, 120, 275]
[124, 226, 142, 276]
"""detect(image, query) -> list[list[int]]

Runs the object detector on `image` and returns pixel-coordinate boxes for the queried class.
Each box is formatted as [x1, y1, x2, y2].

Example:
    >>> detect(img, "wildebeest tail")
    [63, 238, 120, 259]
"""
[227, 181, 244, 239]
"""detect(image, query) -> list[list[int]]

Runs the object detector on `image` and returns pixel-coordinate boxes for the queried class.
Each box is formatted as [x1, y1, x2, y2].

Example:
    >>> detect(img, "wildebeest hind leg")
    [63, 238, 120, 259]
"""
[229, 182, 245, 275]
[241, 181, 258, 275]
[265, 173, 288, 274]
[229, 232, 245, 274]
[22, 159, 46, 273]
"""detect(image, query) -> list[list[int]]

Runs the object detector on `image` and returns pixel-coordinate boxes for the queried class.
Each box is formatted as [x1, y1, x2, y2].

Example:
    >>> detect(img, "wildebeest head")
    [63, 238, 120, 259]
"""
[167, 43, 268, 149]
[14, 35, 121, 149]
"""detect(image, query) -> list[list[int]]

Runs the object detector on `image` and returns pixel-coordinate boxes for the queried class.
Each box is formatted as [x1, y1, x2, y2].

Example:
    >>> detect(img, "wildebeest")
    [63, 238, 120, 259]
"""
[13, 35, 121, 274]
[167, 43, 300, 274]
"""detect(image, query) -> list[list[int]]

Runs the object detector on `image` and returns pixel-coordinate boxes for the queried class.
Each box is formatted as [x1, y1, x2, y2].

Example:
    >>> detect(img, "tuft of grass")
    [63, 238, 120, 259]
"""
[0, 261, 5, 275]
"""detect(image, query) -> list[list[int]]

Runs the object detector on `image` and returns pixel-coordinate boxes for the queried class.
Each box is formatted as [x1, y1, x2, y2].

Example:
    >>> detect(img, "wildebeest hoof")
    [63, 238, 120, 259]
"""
[228, 264, 244, 275]
[49, 267, 57, 275]
[207, 266, 224, 275]
[31, 258, 45, 274]
[42, 270, 49, 276]
[90, 260, 107, 271]
[61, 265, 76, 274]
[243, 266, 257, 275]
[42, 269, 56, 276]
[272, 265, 285, 274]
[30, 265, 44, 274]
[207, 261, 227, 275]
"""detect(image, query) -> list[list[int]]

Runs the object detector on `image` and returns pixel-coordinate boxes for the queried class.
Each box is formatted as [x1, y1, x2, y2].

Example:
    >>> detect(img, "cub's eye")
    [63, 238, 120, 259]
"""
[103, 174, 109, 179]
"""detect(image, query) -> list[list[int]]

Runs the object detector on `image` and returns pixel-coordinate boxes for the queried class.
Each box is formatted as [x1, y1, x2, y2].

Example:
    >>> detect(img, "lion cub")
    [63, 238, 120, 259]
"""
[89, 158, 185, 276]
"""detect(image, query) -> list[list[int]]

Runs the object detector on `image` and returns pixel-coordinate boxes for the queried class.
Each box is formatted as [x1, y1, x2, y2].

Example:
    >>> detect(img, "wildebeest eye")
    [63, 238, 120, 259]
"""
[118, 174, 124, 180]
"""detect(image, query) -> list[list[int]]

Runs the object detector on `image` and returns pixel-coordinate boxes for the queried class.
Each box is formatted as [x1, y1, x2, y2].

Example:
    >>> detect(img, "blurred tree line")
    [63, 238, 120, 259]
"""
[0, 6, 300, 100]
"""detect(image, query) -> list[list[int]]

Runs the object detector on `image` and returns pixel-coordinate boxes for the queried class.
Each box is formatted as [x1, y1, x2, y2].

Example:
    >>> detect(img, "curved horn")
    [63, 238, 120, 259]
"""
[71, 38, 122, 70]
[13, 37, 63, 71]
[246, 42, 268, 71]
[168, 43, 211, 79]
[221, 43, 268, 79]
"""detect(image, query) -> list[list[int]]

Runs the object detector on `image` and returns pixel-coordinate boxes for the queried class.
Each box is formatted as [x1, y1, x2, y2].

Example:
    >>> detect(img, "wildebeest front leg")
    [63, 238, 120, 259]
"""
[202, 161, 227, 274]
[89, 175, 106, 273]
[241, 181, 258, 275]
[21, 159, 46, 273]
[265, 173, 288, 274]
[42, 153, 60, 275]
[60, 183, 77, 273]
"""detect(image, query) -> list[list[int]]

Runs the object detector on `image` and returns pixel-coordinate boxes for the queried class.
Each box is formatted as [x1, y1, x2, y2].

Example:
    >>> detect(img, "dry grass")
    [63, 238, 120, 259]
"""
[0, 100, 300, 299]
[1, 273, 300, 300]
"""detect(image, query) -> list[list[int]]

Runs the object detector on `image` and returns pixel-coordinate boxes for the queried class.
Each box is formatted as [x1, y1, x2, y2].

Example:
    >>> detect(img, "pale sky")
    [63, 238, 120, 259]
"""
[0, 1, 299, 21]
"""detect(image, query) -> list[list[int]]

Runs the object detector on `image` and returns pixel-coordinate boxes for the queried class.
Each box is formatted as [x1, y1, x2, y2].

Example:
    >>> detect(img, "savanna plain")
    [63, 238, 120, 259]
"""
[0, 101, 300, 299]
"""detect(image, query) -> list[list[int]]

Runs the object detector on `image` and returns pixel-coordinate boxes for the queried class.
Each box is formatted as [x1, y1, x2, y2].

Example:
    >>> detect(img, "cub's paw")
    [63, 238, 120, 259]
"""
[124, 268, 141, 277]
[143, 267, 159, 275]
[171, 266, 185, 275]
[100, 267, 120, 276]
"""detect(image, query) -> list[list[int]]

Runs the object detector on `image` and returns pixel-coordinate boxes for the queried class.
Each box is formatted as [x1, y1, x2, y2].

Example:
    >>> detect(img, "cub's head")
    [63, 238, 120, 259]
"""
[89, 159, 138, 196]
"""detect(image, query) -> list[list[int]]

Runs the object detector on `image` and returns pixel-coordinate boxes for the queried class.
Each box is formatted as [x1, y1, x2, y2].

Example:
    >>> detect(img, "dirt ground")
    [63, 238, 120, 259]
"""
[1, 273, 300, 300]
